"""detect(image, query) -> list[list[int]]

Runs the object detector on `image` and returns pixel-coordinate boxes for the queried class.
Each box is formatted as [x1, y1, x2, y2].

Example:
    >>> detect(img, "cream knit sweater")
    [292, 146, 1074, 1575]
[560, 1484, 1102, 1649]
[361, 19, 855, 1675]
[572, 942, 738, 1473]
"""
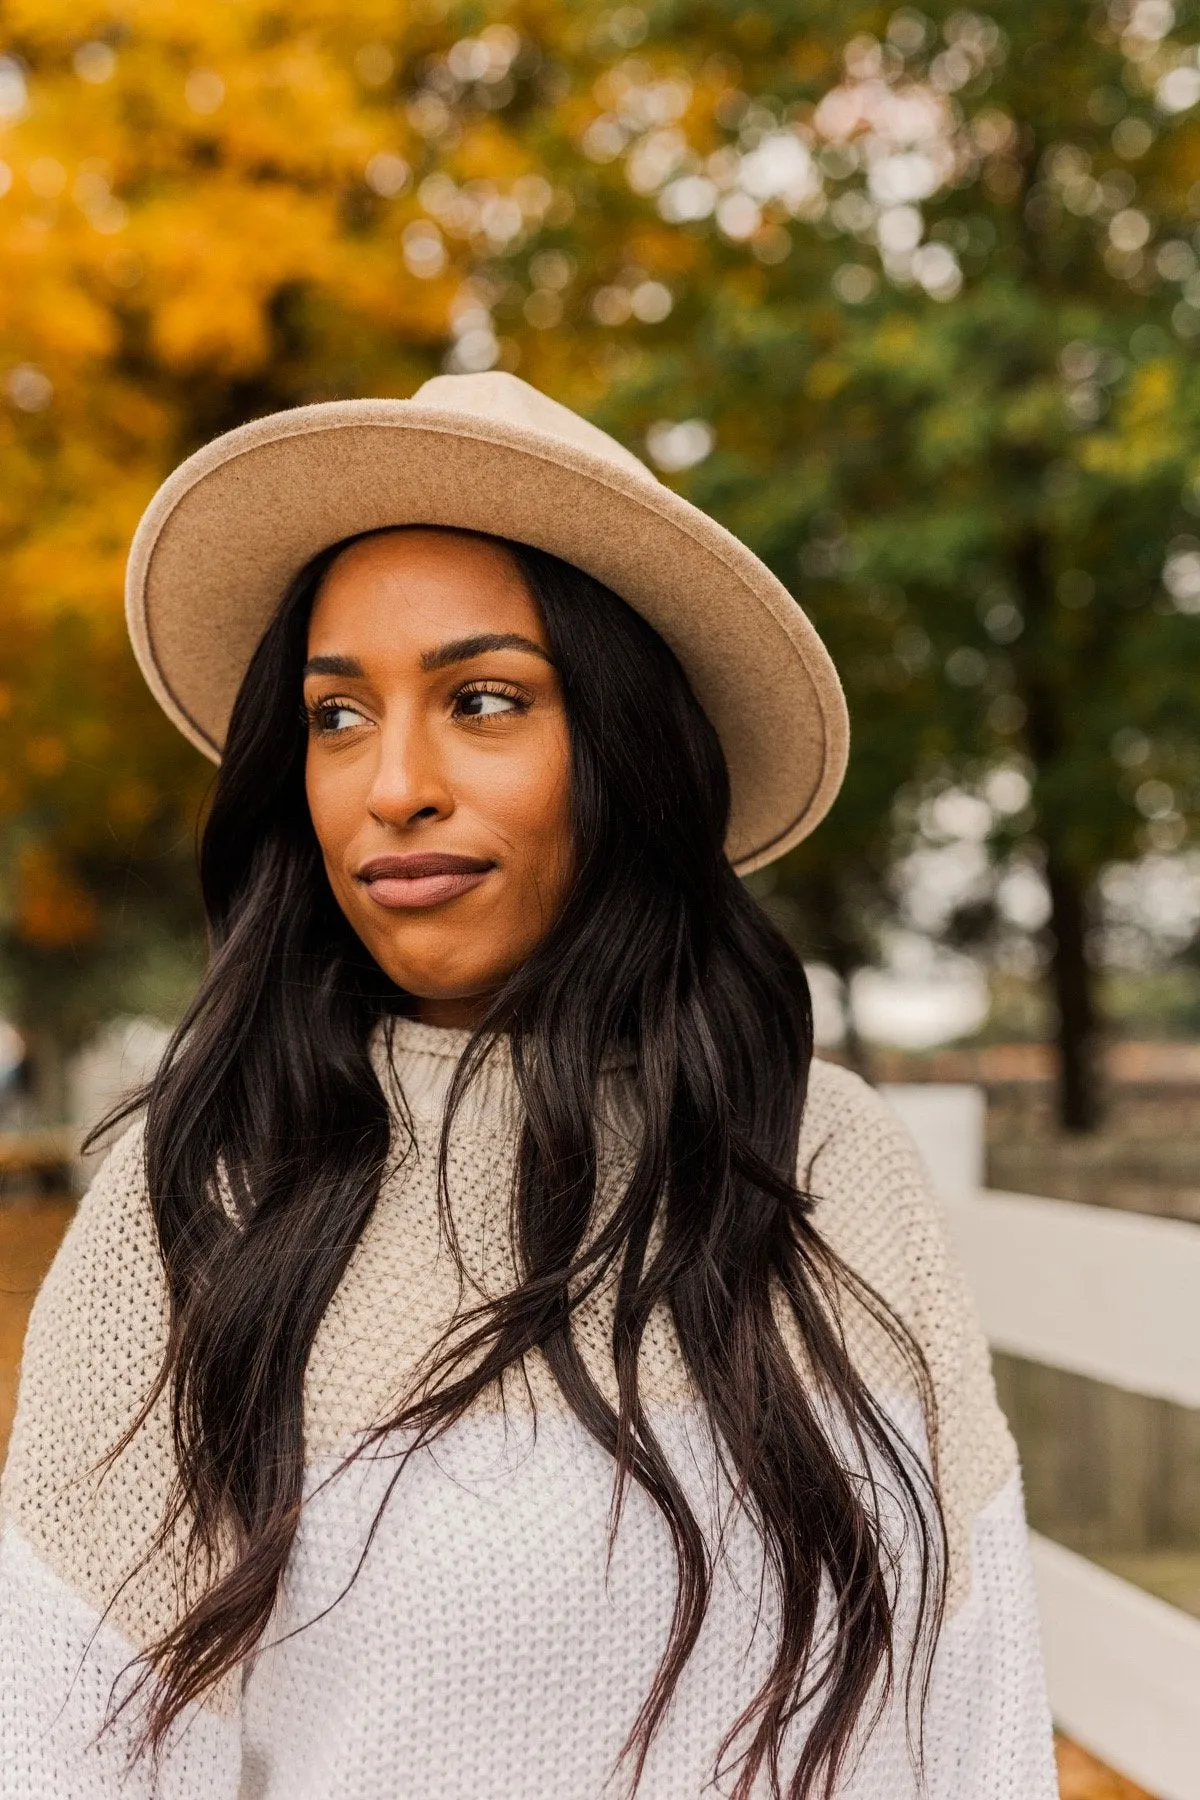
[0, 1021, 1056, 1798]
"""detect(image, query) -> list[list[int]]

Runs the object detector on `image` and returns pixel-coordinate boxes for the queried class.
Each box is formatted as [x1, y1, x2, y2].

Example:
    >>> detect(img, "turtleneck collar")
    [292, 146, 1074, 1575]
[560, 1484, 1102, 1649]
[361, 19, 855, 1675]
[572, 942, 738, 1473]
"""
[370, 1014, 641, 1141]
[386, 1016, 479, 1062]
[368, 1015, 512, 1128]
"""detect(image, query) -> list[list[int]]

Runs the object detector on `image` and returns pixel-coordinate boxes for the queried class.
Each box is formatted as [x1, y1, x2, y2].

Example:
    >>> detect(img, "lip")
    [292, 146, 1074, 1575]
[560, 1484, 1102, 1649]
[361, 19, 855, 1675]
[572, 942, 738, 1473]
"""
[354, 852, 495, 911]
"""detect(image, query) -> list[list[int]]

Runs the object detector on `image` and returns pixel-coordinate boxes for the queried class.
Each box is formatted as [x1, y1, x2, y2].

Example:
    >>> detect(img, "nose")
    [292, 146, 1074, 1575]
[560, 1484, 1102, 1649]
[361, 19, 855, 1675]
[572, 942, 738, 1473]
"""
[365, 708, 454, 831]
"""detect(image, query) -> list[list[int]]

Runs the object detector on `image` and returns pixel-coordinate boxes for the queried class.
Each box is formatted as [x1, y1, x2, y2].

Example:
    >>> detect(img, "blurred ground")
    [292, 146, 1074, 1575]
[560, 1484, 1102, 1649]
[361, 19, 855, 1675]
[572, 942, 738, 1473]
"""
[0, 1194, 72, 1457]
[987, 1080, 1200, 1223]
[1056, 1736, 1156, 1799]
[0, 1196, 1164, 1798]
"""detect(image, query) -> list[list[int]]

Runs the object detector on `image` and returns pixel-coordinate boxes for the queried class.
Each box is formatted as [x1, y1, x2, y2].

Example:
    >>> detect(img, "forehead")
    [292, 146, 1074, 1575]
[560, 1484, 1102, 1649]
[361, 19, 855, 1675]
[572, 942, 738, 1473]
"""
[307, 528, 546, 652]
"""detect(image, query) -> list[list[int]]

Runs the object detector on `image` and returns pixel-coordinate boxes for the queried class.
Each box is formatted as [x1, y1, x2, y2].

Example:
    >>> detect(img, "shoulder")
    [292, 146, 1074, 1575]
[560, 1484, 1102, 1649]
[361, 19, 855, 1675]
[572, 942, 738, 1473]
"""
[797, 1055, 985, 1363]
[3, 1119, 166, 1507]
[1, 1117, 177, 1632]
[798, 1058, 944, 1304]
[11, 1118, 164, 1397]
[798, 1060, 1019, 1612]
[801, 1055, 931, 1187]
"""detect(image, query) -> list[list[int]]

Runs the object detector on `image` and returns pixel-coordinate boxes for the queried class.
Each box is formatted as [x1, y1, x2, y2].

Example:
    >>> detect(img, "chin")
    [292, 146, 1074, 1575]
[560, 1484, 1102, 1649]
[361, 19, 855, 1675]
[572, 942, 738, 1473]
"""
[368, 932, 519, 995]
[359, 930, 472, 991]
[380, 959, 497, 1004]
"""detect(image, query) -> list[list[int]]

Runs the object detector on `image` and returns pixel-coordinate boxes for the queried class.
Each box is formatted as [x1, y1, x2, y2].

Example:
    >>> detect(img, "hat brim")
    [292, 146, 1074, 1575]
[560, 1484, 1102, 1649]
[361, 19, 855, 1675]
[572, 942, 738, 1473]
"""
[126, 399, 848, 874]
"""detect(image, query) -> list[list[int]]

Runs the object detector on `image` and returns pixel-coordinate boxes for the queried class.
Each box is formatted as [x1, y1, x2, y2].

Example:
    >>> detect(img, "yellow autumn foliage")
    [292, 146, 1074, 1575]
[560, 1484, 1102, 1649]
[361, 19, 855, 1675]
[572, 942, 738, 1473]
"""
[0, 0, 712, 1030]
[0, 5, 530, 923]
[4, 0, 1200, 1092]
[13, 843, 98, 950]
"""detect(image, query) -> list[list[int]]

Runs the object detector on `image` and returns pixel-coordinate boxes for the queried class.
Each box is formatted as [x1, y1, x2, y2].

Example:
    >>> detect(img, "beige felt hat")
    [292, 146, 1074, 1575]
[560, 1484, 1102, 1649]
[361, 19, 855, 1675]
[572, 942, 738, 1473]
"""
[126, 372, 848, 873]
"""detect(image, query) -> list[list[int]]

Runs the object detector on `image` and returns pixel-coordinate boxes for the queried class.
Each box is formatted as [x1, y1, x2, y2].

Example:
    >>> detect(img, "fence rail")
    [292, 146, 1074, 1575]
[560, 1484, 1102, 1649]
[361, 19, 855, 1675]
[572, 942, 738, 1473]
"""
[953, 1186, 1200, 1411]
[1032, 1534, 1200, 1800]
[884, 1085, 1200, 1800]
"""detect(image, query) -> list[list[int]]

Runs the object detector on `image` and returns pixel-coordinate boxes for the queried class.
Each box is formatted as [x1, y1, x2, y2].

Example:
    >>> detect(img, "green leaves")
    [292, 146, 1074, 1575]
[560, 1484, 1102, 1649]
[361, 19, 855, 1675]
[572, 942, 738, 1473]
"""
[3, 0, 1200, 1103]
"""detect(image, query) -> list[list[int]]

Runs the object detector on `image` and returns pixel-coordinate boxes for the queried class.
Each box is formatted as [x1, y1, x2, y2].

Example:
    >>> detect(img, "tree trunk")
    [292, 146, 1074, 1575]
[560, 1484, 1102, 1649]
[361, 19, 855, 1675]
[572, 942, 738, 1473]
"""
[17, 1022, 71, 1129]
[1043, 859, 1102, 1133]
[1010, 525, 1104, 1132]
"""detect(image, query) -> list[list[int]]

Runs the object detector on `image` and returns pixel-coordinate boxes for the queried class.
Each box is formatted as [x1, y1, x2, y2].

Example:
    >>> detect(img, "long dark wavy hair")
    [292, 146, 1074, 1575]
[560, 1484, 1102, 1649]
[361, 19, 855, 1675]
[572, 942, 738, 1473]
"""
[98, 527, 945, 1799]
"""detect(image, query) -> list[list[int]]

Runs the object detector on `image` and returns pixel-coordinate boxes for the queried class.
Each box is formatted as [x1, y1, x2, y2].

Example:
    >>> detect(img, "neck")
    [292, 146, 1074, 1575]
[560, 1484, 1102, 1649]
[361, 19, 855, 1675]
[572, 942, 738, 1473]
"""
[416, 993, 493, 1031]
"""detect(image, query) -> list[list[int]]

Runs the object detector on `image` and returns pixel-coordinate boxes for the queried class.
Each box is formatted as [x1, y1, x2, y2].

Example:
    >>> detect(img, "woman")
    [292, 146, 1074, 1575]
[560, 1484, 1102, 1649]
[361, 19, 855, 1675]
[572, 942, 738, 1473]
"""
[0, 374, 1056, 1798]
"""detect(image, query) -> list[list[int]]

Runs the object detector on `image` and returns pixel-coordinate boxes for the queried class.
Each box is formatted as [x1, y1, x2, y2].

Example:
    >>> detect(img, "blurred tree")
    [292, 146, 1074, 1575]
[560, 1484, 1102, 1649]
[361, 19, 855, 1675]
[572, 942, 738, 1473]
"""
[557, 0, 1200, 1127]
[1, 0, 1200, 1129]
[0, 0, 525, 1100]
[0, 0, 704, 1096]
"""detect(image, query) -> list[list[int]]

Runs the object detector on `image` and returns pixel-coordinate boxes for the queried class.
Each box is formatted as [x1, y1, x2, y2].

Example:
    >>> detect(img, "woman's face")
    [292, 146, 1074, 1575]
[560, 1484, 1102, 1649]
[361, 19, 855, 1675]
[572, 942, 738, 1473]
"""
[303, 528, 574, 1029]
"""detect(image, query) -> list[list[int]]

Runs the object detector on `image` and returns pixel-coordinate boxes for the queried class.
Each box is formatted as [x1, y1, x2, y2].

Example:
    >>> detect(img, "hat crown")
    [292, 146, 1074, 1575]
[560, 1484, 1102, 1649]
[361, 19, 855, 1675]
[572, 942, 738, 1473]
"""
[126, 372, 848, 870]
[411, 371, 653, 483]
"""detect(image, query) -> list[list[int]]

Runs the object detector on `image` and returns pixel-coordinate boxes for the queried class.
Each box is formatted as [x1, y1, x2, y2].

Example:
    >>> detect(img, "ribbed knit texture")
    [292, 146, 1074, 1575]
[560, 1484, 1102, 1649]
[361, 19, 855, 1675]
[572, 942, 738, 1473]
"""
[0, 1025, 1057, 1797]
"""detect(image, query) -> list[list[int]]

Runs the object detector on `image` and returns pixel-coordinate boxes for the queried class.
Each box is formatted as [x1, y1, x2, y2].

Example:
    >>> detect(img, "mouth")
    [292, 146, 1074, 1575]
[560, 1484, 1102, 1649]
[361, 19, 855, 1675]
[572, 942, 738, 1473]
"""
[354, 852, 496, 911]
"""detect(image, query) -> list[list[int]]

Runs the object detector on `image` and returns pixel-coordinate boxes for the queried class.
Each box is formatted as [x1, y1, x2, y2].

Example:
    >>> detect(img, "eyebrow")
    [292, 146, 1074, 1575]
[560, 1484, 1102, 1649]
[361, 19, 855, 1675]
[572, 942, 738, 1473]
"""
[419, 633, 552, 672]
[301, 634, 552, 682]
[302, 654, 363, 678]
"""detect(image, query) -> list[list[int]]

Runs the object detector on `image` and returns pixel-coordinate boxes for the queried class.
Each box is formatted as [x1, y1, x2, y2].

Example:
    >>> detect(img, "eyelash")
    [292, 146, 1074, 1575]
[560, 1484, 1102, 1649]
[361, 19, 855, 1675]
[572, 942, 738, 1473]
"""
[305, 698, 364, 736]
[453, 679, 529, 720]
[304, 680, 530, 736]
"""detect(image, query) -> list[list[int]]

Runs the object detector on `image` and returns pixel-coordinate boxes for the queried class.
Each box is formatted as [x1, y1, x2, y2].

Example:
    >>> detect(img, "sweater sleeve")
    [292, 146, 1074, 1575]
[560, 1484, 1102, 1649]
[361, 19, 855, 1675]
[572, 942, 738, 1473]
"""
[0, 1124, 243, 1798]
[798, 1060, 1058, 1800]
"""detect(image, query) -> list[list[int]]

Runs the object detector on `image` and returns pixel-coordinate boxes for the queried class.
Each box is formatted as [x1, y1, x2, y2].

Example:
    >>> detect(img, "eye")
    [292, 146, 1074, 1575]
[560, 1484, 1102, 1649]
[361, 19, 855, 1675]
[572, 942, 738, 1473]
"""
[308, 698, 368, 735]
[454, 683, 527, 719]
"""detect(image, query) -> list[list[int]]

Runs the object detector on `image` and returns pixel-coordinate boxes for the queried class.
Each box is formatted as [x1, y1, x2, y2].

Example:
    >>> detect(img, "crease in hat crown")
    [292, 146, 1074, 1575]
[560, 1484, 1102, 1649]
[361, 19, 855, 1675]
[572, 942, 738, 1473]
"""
[411, 371, 652, 478]
[125, 371, 849, 874]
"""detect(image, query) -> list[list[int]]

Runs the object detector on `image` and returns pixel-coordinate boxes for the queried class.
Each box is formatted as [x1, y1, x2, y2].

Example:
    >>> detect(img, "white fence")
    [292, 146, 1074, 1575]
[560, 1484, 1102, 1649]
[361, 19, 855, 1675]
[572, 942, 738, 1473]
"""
[884, 1085, 1200, 1800]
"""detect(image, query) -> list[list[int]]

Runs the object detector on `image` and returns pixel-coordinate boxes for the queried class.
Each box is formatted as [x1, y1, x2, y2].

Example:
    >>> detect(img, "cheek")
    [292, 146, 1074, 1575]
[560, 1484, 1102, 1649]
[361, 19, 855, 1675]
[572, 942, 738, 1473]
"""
[305, 753, 359, 870]
[495, 724, 574, 888]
